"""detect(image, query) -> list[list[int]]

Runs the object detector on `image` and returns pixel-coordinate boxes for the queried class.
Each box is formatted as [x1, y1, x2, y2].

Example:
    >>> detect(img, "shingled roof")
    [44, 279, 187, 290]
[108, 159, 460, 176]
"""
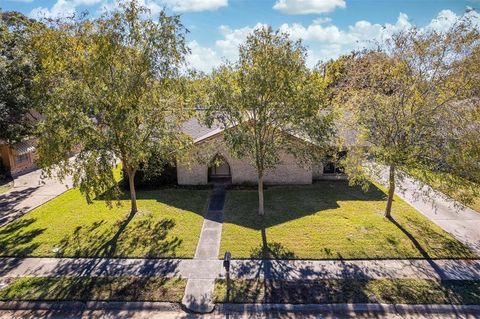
[181, 117, 223, 142]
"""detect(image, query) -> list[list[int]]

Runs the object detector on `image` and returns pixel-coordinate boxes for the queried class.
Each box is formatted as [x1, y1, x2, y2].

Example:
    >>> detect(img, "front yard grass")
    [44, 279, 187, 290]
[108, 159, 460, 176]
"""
[219, 181, 475, 259]
[214, 278, 480, 304]
[0, 177, 13, 194]
[0, 276, 186, 302]
[0, 188, 209, 258]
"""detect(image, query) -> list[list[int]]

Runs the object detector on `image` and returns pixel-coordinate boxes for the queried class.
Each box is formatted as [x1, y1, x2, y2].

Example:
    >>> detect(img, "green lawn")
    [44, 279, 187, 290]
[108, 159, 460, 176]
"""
[0, 276, 186, 302]
[0, 178, 12, 194]
[220, 181, 475, 259]
[214, 279, 480, 304]
[0, 188, 209, 258]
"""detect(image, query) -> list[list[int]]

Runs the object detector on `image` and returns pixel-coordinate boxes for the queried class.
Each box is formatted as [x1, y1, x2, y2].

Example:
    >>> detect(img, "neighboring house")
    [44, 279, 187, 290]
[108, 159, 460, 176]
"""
[0, 138, 37, 176]
[0, 111, 44, 177]
[177, 118, 346, 185]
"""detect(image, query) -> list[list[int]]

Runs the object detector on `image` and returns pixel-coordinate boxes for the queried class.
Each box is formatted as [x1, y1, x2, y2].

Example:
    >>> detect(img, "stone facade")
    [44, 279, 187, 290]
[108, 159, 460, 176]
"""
[177, 134, 313, 185]
[177, 163, 208, 185]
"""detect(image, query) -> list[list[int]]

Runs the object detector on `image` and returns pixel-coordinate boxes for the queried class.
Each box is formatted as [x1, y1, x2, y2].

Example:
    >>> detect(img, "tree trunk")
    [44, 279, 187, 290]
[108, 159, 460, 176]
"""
[385, 165, 395, 219]
[127, 169, 138, 214]
[258, 172, 264, 216]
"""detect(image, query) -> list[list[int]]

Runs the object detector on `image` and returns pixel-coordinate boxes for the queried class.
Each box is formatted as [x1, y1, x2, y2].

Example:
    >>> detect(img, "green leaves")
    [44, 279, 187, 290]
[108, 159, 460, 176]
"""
[0, 11, 41, 144]
[33, 1, 191, 209]
[332, 21, 480, 209]
[206, 26, 331, 173]
[204, 26, 333, 215]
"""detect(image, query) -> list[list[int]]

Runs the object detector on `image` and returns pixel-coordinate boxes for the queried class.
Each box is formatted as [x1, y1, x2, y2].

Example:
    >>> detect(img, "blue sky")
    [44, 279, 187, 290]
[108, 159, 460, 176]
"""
[2, 0, 480, 71]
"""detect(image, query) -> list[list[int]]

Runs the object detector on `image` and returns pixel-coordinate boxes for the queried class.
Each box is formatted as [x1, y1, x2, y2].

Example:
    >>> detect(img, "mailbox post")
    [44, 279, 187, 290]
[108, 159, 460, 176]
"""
[223, 251, 231, 302]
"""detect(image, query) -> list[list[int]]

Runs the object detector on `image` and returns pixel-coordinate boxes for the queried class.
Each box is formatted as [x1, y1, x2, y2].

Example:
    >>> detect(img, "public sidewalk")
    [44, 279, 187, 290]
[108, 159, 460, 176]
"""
[2, 257, 480, 281]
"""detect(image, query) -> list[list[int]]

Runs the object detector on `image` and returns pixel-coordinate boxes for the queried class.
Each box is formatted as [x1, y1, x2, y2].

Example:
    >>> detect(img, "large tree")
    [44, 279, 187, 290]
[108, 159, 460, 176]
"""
[205, 27, 332, 215]
[433, 34, 480, 203]
[0, 11, 41, 144]
[334, 22, 480, 218]
[441, 33, 480, 186]
[33, 0, 191, 213]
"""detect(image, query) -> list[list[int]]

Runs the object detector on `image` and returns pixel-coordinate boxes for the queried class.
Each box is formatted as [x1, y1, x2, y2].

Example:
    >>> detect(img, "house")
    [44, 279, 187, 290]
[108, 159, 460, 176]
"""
[177, 118, 346, 185]
[0, 138, 37, 176]
[0, 110, 44, 177]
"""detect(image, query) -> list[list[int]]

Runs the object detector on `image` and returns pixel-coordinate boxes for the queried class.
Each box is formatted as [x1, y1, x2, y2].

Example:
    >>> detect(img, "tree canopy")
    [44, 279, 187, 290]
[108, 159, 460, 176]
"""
[33, 0, 192, 213]
[0, 11, 41, 144]
[333, 21, 480, 217]
[205, 27, 332, 215]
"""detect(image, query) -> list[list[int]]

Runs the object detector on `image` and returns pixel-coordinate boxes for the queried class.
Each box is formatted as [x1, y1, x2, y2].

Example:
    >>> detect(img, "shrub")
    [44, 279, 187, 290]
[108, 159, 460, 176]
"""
[0, 161, 9, 181]
[122, 155, 177, 190]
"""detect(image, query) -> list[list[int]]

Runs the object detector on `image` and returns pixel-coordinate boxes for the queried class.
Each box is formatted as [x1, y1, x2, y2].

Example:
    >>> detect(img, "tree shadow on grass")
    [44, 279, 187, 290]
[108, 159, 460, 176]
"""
[0, 276, 186, 304]
[224, 181, 475, 260]
[55, 212, 182, 258]
[225, 228, 375, 305]
[387, 214, 477, 289]
[395, 214, 474, 258]
[0, 218, 45, 276]
[223, 181, 386, 231]
[225, 227, 370, 304]
[222, 278, 375, 304]
[387, 216, 450, 279]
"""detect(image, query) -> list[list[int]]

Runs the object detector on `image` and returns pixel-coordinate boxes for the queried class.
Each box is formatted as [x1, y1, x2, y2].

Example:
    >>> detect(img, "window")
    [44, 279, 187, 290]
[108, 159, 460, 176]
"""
[323, 162, 336, 174]
[322, 151, 346, 174]
[15, 154, 29, 164]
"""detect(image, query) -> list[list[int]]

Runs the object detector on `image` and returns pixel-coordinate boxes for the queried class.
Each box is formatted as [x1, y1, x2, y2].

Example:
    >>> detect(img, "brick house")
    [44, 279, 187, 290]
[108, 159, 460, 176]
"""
[0, 111, 44, 177]
[0, 138, 37, 176]
[177, 118, 346, 185]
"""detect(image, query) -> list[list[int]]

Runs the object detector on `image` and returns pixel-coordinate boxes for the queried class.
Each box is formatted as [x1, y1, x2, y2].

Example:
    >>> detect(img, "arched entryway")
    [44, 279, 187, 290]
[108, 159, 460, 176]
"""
[208, 155, 232, 183]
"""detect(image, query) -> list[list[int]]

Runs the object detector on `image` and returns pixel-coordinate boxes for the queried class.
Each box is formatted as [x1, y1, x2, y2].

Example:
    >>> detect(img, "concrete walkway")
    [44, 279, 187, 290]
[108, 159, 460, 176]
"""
[182, 184, 226, 313]
[2, 257, 480, 281]
[0, 169, 72, 227]
[372, 165, 480, 255]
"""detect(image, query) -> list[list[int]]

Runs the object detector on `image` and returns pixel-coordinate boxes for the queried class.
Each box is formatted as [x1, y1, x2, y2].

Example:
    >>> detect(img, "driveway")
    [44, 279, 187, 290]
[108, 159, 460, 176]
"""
[0, 169, 72, 227]
[373, 164, 480, 255]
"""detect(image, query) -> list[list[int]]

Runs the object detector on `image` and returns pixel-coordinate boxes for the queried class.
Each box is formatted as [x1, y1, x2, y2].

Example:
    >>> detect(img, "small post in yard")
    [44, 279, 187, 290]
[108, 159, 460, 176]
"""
[223, 251, 231, 302]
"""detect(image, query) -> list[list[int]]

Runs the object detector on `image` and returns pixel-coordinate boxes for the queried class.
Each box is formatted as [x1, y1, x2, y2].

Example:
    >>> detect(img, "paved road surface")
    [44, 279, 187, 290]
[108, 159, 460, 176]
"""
[372, 164, 480, 255]
[0, 169, 73, 227]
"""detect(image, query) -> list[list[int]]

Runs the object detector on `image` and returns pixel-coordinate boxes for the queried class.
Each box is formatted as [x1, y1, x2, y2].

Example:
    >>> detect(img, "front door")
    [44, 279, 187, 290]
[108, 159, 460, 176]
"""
[208, 157, 232, 182]
[212, 162, 230, 177]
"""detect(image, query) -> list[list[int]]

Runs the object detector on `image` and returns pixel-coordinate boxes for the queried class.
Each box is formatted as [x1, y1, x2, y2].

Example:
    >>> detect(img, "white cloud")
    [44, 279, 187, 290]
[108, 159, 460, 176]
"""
[31, 0, 227, 19]
[278, 9, 480, 63]
[186, 23, 267, 72]
[30, 0, 76, 19]
[192, 9, 480, 72]
[163, 0, 227, 12]
[186, 40, 222, 73]
[425, 9, 480, 32]
[75, 0, 103, 5]
[216, 23, 267, 59]
[278, 12, 413, 61]
[273, 0, 345, 14]
[30, 0, 103, 19]
[425, 9, 460, 32]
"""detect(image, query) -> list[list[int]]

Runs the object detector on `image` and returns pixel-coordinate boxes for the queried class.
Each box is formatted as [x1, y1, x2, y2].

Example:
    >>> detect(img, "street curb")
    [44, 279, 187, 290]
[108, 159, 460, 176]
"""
[1, 301, 480, 315]
[217, 303, 480, 315]
[0, 301, 181, 311]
